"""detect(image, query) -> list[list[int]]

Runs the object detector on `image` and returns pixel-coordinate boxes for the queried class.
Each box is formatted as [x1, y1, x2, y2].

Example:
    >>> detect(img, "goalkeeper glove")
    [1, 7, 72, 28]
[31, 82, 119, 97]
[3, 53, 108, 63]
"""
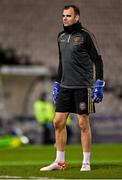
[92, 80, 105, 103]
[52, 81, 60, 104]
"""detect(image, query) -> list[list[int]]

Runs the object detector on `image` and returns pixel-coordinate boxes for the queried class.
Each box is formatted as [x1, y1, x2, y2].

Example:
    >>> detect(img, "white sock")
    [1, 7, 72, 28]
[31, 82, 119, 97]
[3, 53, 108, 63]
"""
[55, 151, 65, 163]
[82, 152, 90, 164]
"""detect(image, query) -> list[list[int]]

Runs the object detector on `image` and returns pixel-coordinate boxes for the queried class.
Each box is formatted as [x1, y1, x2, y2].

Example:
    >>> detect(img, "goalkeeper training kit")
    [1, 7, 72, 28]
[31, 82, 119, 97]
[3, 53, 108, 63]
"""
[56, 21, 104, 89]
[92, 79, 105, 103]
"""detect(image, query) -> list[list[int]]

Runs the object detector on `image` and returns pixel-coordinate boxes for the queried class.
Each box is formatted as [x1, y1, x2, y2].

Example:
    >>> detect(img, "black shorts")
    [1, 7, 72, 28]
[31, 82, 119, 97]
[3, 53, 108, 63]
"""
[55, 87, 95, 115]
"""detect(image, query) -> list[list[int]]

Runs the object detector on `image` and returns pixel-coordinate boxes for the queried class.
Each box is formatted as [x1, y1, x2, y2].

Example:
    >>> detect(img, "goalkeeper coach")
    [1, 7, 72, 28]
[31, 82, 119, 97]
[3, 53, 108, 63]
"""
[40, 4, 105, 171]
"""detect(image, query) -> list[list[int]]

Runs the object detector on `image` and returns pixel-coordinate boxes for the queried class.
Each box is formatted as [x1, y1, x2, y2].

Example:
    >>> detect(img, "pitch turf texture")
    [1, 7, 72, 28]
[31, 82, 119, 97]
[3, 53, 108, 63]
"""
[0, 144, 122, 179]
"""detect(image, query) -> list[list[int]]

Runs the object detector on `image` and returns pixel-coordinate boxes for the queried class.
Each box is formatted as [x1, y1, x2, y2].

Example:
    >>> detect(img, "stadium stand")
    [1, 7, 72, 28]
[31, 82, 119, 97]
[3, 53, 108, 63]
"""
[0, 0, 121, 79]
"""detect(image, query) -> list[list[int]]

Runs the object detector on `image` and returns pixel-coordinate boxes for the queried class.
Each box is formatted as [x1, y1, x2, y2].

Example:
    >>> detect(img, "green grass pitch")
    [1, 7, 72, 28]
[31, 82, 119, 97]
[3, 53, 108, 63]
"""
[0, 144, 122, 179]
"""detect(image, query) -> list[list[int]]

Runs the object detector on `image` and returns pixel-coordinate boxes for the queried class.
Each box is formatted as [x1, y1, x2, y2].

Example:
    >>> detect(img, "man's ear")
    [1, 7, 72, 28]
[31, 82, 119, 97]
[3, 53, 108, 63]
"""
[75, 15, 80, 22]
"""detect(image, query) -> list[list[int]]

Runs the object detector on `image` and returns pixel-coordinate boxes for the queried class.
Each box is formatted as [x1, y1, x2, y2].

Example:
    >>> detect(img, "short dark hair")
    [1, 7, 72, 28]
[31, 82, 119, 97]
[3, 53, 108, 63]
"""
[63, 5, 80, 16]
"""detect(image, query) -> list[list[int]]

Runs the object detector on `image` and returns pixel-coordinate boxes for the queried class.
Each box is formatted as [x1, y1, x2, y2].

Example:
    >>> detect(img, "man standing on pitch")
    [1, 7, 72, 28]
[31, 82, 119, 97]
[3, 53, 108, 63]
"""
[40, 4, 105, 171]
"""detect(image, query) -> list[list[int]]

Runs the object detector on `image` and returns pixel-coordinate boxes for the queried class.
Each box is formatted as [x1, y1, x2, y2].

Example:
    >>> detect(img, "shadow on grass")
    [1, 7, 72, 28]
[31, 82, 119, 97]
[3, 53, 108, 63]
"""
[70, 163, 122, 171]
[91, 163, 122, 170]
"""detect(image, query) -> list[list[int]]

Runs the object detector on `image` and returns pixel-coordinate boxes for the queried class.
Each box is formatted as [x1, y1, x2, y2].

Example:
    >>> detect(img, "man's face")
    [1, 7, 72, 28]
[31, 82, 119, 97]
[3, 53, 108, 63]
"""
[62, 7, 79, 27]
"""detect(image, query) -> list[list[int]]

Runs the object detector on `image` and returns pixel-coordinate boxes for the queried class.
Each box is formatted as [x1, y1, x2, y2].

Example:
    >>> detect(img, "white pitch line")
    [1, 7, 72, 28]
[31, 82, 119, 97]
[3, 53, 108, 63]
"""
[0, 176, 49, 179]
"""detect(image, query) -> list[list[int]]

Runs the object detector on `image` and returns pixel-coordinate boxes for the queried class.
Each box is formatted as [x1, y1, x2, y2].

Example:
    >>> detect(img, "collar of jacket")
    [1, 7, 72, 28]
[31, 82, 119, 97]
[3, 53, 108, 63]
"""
[63, 21, 82, 34]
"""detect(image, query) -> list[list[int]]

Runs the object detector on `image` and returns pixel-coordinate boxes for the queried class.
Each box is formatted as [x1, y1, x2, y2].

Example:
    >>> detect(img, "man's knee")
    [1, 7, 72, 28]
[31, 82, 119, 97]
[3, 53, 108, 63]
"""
[53, 118, 65, 130]
[78, 115, 90, 132]
[53, 113, 68, 130]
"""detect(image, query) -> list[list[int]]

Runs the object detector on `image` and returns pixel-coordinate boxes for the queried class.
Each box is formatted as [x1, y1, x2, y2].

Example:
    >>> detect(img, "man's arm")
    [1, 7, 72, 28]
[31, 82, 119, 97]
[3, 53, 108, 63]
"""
[85, 30, 105, 103]
[53, 41, 62, 104]
[85, 30, 103, 80]
[55, 45, 62, 83]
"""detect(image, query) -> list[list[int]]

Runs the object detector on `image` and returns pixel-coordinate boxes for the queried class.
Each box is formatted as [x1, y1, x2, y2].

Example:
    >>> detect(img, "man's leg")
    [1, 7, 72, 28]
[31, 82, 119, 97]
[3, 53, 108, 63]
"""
[54, 112, 69, 150]
[40, 112, 69, 171]
[77, 114, 91, 171]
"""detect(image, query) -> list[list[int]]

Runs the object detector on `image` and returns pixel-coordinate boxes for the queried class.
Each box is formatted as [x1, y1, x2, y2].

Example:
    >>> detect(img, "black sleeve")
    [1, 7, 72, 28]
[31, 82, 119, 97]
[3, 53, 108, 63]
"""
[85, 31, 104, 80]
[55, 42, 62, 83]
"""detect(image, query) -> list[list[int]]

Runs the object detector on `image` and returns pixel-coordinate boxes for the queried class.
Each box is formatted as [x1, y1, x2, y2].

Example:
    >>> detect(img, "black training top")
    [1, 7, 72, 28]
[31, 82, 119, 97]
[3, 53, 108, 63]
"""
[56, 22, 103, 88]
